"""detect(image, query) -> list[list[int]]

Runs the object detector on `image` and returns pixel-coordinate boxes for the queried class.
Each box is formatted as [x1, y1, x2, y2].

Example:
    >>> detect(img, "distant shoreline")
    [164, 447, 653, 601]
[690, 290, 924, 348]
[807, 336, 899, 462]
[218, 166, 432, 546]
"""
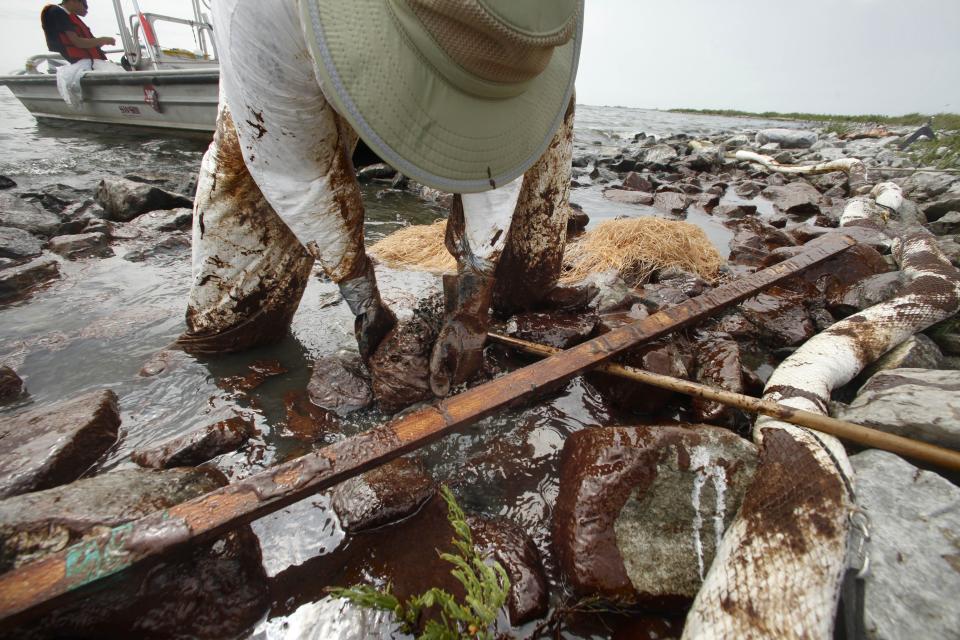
[667, 108, 960, 131]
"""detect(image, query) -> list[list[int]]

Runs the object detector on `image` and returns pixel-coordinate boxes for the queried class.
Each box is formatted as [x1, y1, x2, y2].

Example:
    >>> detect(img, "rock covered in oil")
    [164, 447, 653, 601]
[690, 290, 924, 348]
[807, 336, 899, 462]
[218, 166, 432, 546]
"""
[331, 456, 435, 532]
[307, 353, 373, 417]
[0, 389, 120, 499]
[131, 415, 255, 469]
[0, 467, 269, 639]
[552, 425, 757, 609]
[0, 365, 24, 402]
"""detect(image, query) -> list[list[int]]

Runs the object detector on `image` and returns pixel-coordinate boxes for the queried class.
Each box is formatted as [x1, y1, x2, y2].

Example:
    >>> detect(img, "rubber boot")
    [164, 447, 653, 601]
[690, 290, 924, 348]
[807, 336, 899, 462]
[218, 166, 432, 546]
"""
[338, 259, 396, 363]
[429, 269, 495, 397]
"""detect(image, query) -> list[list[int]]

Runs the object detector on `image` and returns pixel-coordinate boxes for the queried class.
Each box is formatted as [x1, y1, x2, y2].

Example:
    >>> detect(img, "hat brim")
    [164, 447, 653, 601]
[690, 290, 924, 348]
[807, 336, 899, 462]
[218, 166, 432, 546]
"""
[301, 0, 582, 194]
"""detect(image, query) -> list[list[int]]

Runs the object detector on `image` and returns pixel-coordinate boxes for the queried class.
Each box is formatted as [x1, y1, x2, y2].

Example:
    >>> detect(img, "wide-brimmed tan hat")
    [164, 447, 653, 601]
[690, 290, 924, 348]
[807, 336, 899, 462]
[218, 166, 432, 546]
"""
[300, 0, 583, 193]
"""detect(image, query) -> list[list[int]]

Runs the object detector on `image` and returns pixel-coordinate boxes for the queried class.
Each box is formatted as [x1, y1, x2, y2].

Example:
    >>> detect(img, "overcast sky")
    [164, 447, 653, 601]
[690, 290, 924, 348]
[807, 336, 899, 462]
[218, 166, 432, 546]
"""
[2, 0, 958, 115]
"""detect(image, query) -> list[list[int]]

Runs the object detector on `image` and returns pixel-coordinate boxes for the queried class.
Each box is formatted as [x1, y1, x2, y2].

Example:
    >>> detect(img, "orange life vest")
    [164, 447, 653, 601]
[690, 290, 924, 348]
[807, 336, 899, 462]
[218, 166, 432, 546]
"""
[41, 5, 106, 63]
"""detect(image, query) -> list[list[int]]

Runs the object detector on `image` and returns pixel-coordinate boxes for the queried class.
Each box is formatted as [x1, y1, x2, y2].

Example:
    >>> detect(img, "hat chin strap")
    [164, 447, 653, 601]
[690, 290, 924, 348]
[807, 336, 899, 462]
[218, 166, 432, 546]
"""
[385, 0, 535, 99]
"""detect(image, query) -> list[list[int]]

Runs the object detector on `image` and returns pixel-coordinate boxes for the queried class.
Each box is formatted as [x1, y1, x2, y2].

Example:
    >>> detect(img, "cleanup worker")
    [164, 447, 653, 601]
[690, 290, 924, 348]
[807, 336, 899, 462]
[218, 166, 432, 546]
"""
[41, 0, 122, 107]
[178, 0, 583, 397]
[41, 0, 115, 64]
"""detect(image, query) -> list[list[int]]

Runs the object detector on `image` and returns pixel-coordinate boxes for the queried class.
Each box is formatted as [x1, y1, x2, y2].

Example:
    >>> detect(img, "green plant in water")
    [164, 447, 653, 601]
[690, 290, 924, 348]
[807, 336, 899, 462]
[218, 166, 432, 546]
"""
[328, 485, 511, 640]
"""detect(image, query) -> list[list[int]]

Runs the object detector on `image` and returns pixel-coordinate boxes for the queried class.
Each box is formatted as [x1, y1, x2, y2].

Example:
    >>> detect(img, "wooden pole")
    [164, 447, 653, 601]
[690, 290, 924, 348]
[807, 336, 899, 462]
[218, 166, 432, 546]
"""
[0, 233, 856, 626]
[488, 332, 960, 472]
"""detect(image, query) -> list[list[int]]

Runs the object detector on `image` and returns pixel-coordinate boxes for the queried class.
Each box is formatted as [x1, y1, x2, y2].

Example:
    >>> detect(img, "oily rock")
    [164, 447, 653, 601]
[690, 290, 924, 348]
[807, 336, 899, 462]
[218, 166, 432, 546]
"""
[307, 353, 373, 417]
[0, 389, 120, 499]
[850, 450, 960, 640]
[653, 191, 689, 214]
[0, 256, 60, 301]
[734, 180, 763, 198]
[656, 267, 710, 297]
[898, 172, 956, 200]
[124, 171, 197, 197]
[566, 206, 589, 234]
[470, 515, 549, 625]
[692, 331, 743, 423]
[20, 183, 89, 213]
[331, 456, 435, 533]
[587, 337, 688, 413]
[849, 334, 943, 394]
[937, 235, 960, 267]
[0, 192, 62, 237]
[0, 366, 24, 402]
[740, 287, 815, 347]
[761, 181, 822, 216]
[833, 368, 960, 450]
[131, 416, 255, 469]
[755, 128, 818, 149]
[622, 171, 654, 192]
[786, 243, 892, 308]
[0, 467, 222, 571]
[582, 270, 637, 313]
[603, 188, 654, 206]
[925, 314, 960, 356]
[48, 231, 113, 260]
[713, 204, 756, 219]
[553, 425, 757, 608]
[922, 192, 960, 223]
[832, 271, 907, 315]
[128, 207, 194, 233]
[0, 226, 44, 260]
[928, 210, 960, 236]
[505, 310, 598, 350]
[368, 296, 442, 414]
[864, 334, 943, 376]
[0, 467, 269, 639]
[95, 177, 193, 222]
[636, 144, 679, 169]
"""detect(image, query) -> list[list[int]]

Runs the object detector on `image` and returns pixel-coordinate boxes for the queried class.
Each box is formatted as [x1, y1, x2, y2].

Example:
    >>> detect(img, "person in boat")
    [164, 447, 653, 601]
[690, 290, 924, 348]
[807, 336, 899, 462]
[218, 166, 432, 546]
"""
[40, 0, 116, 65]
[178, 0, 583, 397]
[41, 0, 123, 106]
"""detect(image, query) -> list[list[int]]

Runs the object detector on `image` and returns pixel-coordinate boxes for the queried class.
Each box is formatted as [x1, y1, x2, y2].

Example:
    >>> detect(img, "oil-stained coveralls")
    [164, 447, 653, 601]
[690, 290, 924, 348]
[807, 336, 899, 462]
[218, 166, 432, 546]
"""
[179, 0, 574, 396]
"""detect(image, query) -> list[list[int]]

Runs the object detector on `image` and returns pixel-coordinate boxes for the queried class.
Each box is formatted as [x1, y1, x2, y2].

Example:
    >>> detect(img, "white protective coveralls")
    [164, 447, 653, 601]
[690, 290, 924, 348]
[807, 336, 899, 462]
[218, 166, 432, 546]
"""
[56, 58, 124, 108]
[180, 0, 574, 395]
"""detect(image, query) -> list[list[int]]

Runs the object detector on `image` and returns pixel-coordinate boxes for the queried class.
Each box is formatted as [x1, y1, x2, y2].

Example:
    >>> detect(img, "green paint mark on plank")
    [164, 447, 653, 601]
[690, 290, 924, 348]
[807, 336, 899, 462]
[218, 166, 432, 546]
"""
[64, 523, 135, 588]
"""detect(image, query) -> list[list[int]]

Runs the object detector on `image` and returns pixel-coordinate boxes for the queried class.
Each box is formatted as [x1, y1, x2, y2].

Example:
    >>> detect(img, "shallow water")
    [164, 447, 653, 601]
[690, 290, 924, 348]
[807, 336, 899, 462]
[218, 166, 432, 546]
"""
[0, 91, 798, 638]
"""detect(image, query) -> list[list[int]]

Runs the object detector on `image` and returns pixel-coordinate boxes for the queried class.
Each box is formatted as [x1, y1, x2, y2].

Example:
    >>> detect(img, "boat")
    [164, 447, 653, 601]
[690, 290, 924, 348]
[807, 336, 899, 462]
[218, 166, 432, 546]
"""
[0, 0, 218, 134]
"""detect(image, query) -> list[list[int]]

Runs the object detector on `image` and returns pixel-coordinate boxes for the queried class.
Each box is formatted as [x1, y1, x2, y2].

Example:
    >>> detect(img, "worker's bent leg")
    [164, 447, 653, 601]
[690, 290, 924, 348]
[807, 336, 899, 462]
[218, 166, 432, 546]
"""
[430, 178, 523, 396]
[493, 96, 576, 314]
[178, 104, 314, 354]
[209, 0, 394, 360]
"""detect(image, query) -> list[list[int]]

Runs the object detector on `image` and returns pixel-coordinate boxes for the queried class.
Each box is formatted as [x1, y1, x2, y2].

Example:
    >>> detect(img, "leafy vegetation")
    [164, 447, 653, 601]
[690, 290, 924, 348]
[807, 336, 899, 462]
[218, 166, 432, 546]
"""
[328, 486, 511, 640]
[669, 108, 960, 131]
[907, 132, 960, 170]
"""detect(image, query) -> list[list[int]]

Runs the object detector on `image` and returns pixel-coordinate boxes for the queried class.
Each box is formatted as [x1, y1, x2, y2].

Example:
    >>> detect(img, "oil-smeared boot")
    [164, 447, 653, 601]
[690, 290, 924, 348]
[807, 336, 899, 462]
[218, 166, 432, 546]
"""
[428, 269, 495, 397]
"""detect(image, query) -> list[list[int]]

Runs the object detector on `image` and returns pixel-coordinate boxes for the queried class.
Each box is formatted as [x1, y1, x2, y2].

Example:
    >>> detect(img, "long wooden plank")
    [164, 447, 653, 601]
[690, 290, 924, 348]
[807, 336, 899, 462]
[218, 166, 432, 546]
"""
[489, 332, 960, 472]
[0, 233, 855, 625]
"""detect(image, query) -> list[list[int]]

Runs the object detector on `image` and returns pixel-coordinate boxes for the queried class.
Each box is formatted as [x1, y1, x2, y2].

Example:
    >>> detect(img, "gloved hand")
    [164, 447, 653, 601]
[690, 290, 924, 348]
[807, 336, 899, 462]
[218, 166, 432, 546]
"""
[338, 259, 396, 363]
[354, 301, 396, 363]
[429, 270, 495, 397]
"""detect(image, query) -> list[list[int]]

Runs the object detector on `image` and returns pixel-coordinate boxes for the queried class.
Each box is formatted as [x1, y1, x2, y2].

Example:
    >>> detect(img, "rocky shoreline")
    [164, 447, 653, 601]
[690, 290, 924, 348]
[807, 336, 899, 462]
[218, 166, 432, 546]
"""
[0, 118, 959, 638]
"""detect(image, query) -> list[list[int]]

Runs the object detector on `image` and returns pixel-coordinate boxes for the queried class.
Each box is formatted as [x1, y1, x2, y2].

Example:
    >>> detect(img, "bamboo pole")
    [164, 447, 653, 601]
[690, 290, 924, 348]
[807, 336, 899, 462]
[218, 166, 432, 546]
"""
[488, 332, 960, 472]
[0, 233, 857, 626]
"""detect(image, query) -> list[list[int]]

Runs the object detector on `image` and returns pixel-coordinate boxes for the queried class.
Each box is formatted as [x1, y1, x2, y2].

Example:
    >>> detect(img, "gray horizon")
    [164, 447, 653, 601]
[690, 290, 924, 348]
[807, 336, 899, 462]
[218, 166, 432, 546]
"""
[1, 0, 958, 116]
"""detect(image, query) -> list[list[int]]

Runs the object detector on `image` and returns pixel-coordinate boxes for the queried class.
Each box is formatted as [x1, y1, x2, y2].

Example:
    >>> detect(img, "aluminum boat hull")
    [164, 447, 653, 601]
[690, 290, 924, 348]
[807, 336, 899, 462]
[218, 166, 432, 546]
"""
[0, 68, 218, 134]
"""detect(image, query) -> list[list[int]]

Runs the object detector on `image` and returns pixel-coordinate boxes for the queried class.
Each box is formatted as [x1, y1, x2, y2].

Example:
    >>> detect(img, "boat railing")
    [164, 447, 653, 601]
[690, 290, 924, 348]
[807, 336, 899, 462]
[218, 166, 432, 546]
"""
[127, 12, 217, 70]
[12, 51, 125, 76]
